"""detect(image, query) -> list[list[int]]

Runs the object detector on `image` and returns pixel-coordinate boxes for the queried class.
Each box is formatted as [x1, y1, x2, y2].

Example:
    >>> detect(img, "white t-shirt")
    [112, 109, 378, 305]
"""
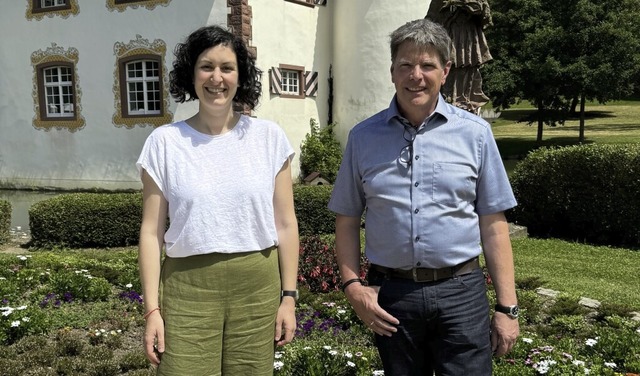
[136, 115, 295, 258]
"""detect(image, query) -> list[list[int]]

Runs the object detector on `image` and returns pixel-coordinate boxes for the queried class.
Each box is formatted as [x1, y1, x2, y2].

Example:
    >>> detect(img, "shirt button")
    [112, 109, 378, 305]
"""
[414, 182, 419, 187]
[416, 262, 421, 266]
[415, 236, 420, 242]
[414, 209, 419, 214]
[415, 155, 420, 160]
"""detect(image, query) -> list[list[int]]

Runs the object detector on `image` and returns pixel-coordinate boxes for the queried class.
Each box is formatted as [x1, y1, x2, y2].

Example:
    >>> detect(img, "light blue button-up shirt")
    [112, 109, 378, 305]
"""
[328, 96, 517, 269]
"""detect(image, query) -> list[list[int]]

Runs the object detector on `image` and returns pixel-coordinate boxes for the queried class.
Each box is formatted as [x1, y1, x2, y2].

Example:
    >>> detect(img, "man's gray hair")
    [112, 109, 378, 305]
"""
[390, 19, 452, 67]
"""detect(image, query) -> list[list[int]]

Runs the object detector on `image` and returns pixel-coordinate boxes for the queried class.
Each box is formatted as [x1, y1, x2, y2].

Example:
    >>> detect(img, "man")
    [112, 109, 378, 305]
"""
[328, 18, 519, 375]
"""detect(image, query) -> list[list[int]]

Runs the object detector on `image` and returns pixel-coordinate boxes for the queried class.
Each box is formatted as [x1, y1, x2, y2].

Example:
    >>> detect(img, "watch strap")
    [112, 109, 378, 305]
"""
[495, 304, 519, 318]
[281, 290, 299, 300]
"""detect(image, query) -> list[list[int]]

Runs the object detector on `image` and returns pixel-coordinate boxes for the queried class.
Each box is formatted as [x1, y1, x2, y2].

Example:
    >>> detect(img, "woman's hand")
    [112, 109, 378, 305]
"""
[143, 311, 165, 366]
[274, 297, 296, 346]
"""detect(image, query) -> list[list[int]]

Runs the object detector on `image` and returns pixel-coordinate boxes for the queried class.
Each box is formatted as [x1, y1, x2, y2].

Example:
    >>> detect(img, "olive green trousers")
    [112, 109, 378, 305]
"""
[157, 248, 280, 376]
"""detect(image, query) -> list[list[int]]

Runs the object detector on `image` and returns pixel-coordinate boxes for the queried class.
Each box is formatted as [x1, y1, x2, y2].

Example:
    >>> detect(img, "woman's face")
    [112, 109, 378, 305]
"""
[192, 44, 239, 112]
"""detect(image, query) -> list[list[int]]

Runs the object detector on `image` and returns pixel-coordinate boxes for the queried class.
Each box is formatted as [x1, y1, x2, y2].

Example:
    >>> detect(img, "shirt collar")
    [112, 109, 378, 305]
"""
[385, 93, 451, 128]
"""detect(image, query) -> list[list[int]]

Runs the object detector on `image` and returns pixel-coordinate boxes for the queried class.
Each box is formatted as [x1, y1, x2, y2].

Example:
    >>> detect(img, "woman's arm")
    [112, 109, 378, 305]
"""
[272, 158, 299, 346]
[139, 169, 168, 366]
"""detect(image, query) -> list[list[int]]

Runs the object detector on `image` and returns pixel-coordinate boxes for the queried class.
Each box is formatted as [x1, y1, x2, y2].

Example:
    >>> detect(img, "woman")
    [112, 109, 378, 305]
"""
[137, 25, 299, 375]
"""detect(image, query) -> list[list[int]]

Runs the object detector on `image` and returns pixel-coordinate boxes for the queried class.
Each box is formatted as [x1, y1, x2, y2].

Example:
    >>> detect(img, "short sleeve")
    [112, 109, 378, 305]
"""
[136, 131, 167, 194]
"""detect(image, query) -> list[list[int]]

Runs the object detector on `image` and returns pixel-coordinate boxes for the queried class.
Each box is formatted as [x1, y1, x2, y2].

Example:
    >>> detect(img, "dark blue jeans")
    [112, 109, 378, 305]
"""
[370, 267, 492, 376]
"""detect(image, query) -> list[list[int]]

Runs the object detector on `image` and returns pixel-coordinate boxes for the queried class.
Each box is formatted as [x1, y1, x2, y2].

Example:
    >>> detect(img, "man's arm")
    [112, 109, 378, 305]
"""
[480, 212, 519, 356]
[335, 214, 399, 336]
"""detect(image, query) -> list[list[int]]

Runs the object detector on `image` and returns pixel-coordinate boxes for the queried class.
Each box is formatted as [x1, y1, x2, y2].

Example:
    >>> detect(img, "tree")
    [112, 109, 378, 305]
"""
[483, 0, 640, 142]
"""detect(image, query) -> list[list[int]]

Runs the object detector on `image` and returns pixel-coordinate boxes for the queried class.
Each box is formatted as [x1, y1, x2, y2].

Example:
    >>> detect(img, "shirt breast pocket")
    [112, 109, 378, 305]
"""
[431, 162, 475, 207]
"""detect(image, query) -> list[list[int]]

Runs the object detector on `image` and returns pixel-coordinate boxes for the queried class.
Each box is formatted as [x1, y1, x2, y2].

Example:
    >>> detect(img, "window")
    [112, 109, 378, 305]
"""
[269, 64, 318, 99]
[281, 69, 300, 96]
[284, 0, 326, 7]
[28, 0, 77, 20]
[113, 35, 172, 128]
[31, 0, 70, 13]
[124, 59, 161, 116]
[42, 65, 75, 118]
[43, 0, 67, 7]
[106, 0, 171, 12]
[31, 43, 84, 131]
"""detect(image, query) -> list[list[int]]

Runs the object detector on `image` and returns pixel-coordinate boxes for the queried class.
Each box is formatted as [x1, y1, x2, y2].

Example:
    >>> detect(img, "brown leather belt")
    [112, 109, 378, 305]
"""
[371, 257, 480, 282]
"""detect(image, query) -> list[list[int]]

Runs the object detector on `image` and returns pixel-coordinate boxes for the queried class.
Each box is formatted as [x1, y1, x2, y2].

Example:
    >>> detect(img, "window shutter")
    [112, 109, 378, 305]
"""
[269, 67, 282, 95]
[304, 71, 318, 97]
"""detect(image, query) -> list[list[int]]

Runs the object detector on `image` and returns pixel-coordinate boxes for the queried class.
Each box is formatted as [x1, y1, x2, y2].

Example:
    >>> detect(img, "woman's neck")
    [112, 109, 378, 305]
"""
[188, 109, 239, 136]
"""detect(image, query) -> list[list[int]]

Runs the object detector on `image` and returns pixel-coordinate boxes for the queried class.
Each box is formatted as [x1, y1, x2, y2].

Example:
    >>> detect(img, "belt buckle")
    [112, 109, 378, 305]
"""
[412, 268, 435, 282]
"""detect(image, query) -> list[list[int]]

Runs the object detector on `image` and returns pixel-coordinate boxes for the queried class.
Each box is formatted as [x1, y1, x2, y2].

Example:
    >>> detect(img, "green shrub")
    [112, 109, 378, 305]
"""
[509, 144, 640, 248]
[294, 185, 336, 236]
[297, 235, 369, 293]
[29, 192, 142, 248]
[299, 119, 343, 183]
[0, 199, 10, 244]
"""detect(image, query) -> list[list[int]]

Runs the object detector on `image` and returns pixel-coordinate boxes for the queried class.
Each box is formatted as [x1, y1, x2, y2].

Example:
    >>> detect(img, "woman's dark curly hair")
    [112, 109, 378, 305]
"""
[169, 25, 262, 110]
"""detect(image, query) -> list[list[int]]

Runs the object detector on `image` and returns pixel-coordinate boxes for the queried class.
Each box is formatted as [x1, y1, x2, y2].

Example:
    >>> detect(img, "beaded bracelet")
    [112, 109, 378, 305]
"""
[341, 278, 364, 292]
[143, 307, 161, 320]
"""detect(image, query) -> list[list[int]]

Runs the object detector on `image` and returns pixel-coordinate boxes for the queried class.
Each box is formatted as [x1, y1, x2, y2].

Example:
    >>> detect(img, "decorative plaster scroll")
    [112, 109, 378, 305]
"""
[31, 43, 85, 132]
[26, 0, 80, 21]
[112, 35, 172, 129]
[106, 0, 171, 13]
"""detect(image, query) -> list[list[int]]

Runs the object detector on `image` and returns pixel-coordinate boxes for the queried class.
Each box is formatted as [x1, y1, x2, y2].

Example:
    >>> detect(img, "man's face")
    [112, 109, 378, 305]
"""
[391, 41, 450, 123]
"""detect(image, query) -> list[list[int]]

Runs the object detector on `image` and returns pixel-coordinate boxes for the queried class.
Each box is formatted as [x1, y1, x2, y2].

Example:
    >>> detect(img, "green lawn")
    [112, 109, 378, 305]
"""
[488, 99, 640, 310]
[510, 238, 640, 309]
[489, 99, 640, 160]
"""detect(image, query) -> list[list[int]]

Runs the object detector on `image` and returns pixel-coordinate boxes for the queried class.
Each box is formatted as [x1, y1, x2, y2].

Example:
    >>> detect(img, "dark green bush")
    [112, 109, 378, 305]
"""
[29, 193, 142, 248]
[299, 119, 343, 183]
[509, 144, 640, 248]
[297, 235, 369, 293]
[27, 185, 338, 248]
[0, 199, 10, 244]
[293, 185, 335, 236]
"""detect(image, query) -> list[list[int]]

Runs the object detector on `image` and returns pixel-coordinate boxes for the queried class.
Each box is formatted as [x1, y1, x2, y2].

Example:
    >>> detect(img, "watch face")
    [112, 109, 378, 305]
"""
[510, 306, 519, 317]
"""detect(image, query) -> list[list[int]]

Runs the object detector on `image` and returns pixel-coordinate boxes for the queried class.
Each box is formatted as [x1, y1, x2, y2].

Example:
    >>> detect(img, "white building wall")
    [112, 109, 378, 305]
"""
[332, 0, 431, 143]
[250, 0, 333, 180]
[0, 0, 432, 191]
[0, 1, 224, 191]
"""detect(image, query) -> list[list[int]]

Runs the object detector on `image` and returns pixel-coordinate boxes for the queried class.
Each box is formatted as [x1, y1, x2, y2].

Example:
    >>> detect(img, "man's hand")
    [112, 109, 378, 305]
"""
[491, 312, 519, 356]
[344, 283, 399, 336]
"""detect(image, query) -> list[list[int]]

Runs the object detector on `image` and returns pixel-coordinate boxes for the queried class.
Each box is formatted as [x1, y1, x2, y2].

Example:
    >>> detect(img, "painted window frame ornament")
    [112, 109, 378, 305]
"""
[112, 35, 172, 129]
[27, 0, 79, 20]
[31, 43, 85, 132]
[106, 0, 171, 13]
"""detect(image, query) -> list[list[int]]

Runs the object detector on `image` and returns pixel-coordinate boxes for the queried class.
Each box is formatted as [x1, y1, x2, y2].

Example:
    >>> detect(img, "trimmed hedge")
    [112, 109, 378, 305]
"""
[0, 200, 10, 245]
[29, 193, 143, 248]
[508, 144, 640, 248]
[28, 185, 337, 248]
[294, 185, 336, 236]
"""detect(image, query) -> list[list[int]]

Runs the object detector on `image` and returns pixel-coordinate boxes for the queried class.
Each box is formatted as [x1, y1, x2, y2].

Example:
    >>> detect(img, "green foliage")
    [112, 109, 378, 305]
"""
[484, 0, 640, 140]
[509, 144, 640, 248]
[294, 185, 336, 236]
[26, 186, 340, 247]
[297, 236, 369, 293]
[299, 119, 343, 183]
[48, 269, 112, 303]
[29, 192, 143, 248]
[0, 199, 10, 244]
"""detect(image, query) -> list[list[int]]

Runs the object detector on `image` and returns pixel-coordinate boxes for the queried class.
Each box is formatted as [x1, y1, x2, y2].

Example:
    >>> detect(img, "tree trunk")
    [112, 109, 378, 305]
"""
[578, 93, 586, 143]
[537, 103, 544, 143]
[570, 96, 579, 115]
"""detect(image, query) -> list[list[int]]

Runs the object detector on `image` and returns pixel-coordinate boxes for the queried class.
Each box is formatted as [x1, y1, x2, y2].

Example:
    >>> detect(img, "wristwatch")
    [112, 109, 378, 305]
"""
[281, 290, 299, 301]
[495, 304, 519, 319]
